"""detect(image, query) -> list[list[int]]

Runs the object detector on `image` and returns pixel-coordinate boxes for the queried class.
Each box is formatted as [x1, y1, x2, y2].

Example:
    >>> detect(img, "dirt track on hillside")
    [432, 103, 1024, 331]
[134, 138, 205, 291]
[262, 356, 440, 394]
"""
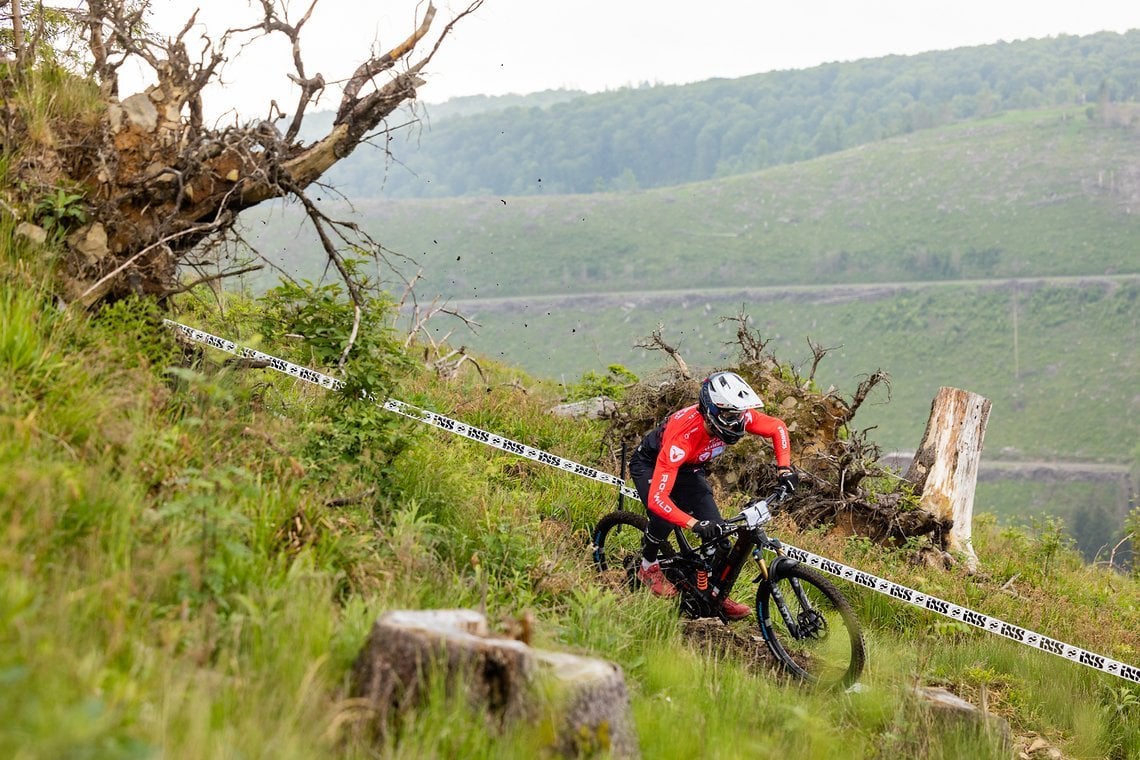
[881, 452, 1132, 484]
[447, 274, 1139, 313]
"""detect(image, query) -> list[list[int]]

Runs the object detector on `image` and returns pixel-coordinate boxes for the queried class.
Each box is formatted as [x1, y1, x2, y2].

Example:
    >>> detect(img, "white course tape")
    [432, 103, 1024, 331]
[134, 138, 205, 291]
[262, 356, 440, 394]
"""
[165, 320, 1139, 685]
[781, 547, 1140, 684]
[164, 321, 640, 499]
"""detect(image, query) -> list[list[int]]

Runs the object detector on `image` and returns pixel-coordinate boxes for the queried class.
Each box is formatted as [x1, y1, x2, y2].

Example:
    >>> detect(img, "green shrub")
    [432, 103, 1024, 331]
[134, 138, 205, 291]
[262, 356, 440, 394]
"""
[563, 364, 639, 401]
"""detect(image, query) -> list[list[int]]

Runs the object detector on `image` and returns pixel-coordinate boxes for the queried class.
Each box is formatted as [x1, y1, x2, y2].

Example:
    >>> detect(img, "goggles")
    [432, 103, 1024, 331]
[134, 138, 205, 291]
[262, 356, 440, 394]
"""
[716, 409, 745, 425]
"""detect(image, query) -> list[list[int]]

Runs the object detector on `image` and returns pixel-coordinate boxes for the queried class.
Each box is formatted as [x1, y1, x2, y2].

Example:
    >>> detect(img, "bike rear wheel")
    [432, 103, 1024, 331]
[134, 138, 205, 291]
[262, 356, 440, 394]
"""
[757, 563, 865, 688]
[592, 511, 675, 589]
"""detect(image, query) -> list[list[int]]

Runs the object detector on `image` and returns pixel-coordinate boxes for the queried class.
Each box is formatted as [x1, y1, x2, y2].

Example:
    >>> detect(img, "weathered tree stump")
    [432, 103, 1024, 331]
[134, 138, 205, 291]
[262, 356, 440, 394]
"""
[350, 609, 639, 758]
[904, 387, 992, 570]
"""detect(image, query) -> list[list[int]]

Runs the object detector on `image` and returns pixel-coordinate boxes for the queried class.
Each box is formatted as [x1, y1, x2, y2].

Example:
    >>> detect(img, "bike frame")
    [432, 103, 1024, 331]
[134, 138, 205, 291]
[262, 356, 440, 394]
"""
[592, 490, 865, 685]
[658, 494, 799, 621]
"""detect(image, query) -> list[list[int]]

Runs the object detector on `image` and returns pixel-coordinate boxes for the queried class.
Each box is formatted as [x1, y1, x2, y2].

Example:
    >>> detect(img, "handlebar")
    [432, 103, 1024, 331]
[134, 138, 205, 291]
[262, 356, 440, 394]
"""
[726, 486, 791, 526]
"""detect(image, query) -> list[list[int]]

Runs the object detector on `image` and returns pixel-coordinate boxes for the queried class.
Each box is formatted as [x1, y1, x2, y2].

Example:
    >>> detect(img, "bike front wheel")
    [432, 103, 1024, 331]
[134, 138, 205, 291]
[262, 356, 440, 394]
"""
[757, 563, 865, 688]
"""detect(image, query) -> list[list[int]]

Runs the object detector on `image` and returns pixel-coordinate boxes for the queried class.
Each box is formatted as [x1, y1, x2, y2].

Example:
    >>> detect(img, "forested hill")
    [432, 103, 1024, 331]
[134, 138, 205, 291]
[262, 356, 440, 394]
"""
[312, 29, 1140, 198]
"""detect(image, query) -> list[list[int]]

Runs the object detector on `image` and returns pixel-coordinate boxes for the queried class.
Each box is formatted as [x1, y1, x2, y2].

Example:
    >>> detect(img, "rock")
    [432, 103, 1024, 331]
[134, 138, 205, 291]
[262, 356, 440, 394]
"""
[15, 222, 47, 245]
[915, 685, 1011, 750]
[548, 396, 617, 420]
[67, 223, 109, 266]
[117, 93, 159, 133]
[351, 609, 639, 758]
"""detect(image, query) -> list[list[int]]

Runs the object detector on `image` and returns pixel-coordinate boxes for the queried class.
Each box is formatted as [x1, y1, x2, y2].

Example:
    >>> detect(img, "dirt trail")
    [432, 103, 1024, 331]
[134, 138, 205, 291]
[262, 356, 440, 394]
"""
[448, 274, 1140, 312]
[882, 451, 1132, 483]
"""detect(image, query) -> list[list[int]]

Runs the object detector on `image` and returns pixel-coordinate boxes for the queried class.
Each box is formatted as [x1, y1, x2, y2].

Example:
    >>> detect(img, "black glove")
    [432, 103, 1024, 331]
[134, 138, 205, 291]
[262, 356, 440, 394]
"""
[777, 467, 799, 494]
[693, 520, 724, 541]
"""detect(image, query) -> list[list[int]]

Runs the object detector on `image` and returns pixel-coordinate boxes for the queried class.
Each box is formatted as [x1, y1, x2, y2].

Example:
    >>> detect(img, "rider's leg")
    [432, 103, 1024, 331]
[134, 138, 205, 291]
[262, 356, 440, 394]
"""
[673, 470, 751, 619]
[629, 455, 678, 596]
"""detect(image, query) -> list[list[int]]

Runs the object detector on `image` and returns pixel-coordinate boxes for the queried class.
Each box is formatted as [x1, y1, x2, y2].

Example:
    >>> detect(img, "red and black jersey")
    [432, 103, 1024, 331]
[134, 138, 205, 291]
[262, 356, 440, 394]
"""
[640, 405, 791, 527]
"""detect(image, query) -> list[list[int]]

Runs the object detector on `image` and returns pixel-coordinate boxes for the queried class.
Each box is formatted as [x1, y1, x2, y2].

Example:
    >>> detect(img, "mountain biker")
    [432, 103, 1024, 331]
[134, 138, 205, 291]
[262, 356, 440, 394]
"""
[629, 370, 798, 619]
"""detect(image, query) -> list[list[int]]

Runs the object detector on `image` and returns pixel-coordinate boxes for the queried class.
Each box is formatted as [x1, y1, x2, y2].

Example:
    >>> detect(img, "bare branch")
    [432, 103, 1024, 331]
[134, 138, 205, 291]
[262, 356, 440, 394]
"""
[1092, 533, 1134, 571]
[86, 0, 114, 90]
[280, 178, 366, 363]
[720, 306, 770, 362]
[167, 263, 264, 296]
[634, 324, 691, 380]
[430, 346, 485, 381]
[805, 337, 839, 384]
[246, 0, 325, 143]
[335, 3, 438, 123]
[849, 370, 891, 416]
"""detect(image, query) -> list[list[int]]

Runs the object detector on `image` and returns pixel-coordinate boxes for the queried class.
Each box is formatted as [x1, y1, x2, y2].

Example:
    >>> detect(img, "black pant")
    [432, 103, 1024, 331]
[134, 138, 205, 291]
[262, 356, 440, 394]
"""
[629, 447, 721, 561]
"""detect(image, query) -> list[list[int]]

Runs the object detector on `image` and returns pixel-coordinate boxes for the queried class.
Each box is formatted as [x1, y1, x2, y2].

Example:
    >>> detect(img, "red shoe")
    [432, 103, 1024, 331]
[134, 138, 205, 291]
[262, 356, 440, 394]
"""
[637, 562, 678, 598]
[721, 597, 752, 620]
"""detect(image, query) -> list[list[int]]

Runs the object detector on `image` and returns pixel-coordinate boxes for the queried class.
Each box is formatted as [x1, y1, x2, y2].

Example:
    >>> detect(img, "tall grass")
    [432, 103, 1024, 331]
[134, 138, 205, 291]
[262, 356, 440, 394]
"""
[2, 242, 1138, 758]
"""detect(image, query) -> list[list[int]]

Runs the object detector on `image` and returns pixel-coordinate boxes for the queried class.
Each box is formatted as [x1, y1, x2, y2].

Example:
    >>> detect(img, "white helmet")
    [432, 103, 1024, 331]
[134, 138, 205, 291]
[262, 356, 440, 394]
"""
[698, 371, 763, 444]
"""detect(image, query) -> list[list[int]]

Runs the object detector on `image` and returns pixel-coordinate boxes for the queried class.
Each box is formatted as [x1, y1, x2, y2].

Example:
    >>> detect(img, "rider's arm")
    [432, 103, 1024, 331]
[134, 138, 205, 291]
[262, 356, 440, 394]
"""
[745, 411, 792, 467]
[647, 446, 698, 529]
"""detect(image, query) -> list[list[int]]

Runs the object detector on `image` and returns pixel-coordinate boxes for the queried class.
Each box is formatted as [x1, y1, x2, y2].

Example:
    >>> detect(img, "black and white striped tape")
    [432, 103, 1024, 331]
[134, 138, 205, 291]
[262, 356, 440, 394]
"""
[380, 397, 642, 500]
[166, 320, 1139, 685]
[782, 547, 1140, 684]
[165, 321, 640, 499]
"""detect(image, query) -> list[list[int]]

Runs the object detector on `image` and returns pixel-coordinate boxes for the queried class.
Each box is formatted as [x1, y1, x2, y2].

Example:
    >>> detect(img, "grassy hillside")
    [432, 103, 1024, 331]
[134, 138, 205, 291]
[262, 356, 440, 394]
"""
[235, 105, 1140, 561]
[452, 276, 1140, 562]
[468, 277, 1139, 452]
[5, 224, 1140, 757]
[240, 108, 1140, 468]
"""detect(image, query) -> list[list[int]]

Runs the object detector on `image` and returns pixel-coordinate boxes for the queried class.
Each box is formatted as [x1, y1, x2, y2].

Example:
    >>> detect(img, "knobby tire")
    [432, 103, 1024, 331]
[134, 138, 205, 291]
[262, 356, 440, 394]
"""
[593, 511, 677, 589]
[757, 563, 865, 688]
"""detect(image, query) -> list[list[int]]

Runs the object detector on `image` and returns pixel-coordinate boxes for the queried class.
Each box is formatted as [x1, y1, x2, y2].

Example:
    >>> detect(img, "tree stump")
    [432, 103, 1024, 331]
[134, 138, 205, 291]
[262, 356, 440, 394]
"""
[350, 609, 639, 758]
[904, 387, 992, 570]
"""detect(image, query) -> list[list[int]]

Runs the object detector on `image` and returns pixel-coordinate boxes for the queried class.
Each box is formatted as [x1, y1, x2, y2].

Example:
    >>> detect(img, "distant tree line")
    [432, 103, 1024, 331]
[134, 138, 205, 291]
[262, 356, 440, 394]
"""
[318, 30, 1140, 198]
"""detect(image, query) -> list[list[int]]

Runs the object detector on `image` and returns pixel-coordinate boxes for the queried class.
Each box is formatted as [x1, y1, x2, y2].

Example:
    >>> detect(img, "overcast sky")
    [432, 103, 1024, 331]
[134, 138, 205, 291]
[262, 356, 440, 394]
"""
[130, 1, 1139, 122]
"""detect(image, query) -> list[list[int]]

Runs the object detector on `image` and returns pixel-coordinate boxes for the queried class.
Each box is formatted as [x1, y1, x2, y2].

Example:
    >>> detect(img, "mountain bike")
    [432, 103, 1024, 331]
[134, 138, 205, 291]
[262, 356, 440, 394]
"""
[592, 488, 865, 688]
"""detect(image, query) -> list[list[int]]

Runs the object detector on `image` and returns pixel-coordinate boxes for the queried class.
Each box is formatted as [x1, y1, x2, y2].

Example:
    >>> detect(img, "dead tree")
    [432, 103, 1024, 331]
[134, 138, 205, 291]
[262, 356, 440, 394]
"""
[1, 1, 483, 312]
[904, 387, 992, 569]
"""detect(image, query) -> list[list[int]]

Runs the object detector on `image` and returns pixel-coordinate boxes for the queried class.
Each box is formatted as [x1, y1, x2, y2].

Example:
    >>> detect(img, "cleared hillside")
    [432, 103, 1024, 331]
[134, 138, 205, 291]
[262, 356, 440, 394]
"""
[239, 104, 1140, 563]
[248, 106, 1140, 301]
[239, 108, 1140, 467]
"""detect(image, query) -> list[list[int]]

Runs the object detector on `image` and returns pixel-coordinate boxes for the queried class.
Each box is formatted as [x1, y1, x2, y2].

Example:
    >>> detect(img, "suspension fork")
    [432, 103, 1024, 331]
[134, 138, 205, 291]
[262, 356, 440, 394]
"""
[757, 552, 815, 638]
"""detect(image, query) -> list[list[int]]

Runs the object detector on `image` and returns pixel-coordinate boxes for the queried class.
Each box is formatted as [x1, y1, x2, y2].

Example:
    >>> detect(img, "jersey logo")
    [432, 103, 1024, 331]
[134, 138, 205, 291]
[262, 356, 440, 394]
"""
[698, 444, 725, 462]
[669, 445, 686, 463]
